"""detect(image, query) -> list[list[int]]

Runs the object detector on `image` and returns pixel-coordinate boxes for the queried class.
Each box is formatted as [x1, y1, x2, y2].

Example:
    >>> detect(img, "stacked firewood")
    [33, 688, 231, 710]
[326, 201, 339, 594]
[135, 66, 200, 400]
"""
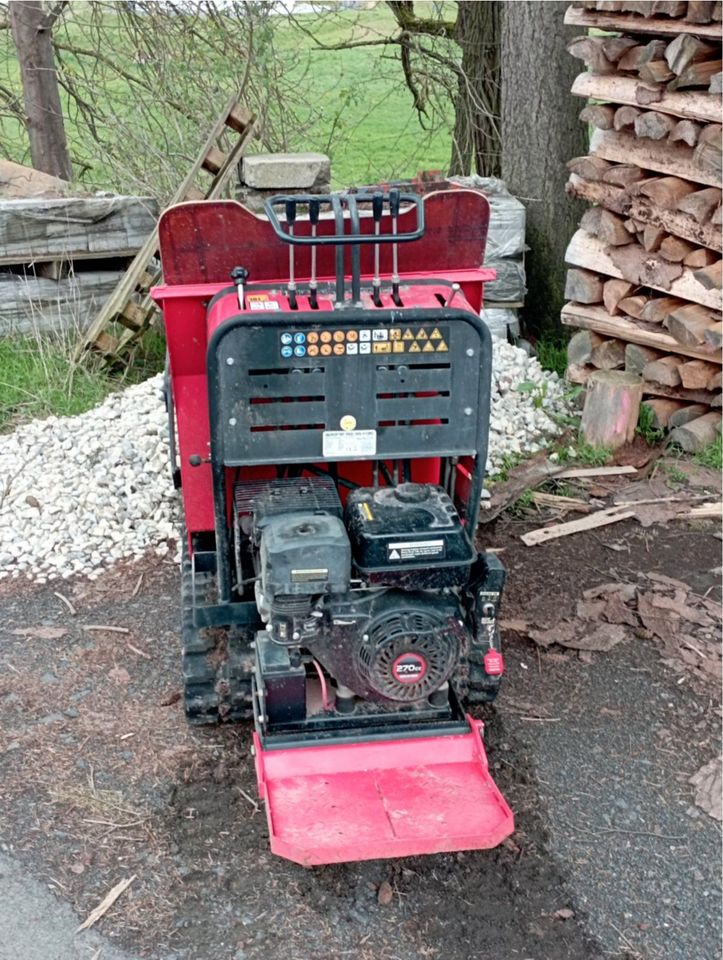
[563, 0, 722, 450]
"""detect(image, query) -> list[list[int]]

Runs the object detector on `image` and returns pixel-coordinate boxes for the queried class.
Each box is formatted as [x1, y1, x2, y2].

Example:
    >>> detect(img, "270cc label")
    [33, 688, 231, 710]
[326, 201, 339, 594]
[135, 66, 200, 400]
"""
[387, 539, 445, 562]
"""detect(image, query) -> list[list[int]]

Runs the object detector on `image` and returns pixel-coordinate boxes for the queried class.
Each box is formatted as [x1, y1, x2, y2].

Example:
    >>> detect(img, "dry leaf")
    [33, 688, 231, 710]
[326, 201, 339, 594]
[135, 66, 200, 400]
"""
[160, 690, 182, 707]
[568, 623, 626, 652]
[689, 757, 722, 822]
[650, 593, 711, 627]
[499, 619, 531, 634]
[530, 620, 625, 652]
[636, 591, 679, 644]
[576, 600, 607, 620]
[528, 621, 578, 649]
[11, 626, 68, 640]
[583, 582, 636, 601]
[377, 881, 393, 906]
[108, 666, 131, 686]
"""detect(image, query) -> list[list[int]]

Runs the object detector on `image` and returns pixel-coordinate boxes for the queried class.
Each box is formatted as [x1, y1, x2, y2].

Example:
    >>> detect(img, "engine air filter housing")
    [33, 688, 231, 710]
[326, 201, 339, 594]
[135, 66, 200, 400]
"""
[345, 483, 475, 588]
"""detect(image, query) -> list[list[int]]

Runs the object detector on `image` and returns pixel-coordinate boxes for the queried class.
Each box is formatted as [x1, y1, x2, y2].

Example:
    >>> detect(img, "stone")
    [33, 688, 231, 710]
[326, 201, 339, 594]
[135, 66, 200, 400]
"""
[241, 152, 330, 190]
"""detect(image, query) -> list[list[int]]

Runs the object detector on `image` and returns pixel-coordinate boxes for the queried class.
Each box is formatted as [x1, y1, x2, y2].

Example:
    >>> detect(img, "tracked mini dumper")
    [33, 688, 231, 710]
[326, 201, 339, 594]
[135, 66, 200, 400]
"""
[152, 187, 514, 866]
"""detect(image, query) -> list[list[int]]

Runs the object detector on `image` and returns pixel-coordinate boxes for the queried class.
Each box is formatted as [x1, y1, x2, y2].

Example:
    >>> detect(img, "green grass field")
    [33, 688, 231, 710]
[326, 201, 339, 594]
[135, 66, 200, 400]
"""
[0, 4, 454, 430]
[0, 4, 453, 196]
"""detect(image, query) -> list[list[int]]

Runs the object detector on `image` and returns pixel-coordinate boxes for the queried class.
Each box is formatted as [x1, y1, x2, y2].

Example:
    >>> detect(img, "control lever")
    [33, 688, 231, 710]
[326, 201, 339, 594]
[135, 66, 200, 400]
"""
[445, 282, 460, 307]
[230, 265, 249, 311]
[286, 200, 298, 310]
[390, 188, 402, 306]
[309, 198, 320, 310]
[372, 191, 383, 307]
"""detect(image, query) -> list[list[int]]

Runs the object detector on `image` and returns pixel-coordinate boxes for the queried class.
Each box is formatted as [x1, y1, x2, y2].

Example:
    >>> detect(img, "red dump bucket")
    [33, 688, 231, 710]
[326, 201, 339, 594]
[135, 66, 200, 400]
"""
[253, 716, 514, 866]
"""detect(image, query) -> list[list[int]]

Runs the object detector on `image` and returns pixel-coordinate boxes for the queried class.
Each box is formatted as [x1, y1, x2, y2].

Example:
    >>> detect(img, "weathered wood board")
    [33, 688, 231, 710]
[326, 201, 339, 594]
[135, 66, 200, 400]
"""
[0, 196, 159, 265]
[0, 270, 125, 336]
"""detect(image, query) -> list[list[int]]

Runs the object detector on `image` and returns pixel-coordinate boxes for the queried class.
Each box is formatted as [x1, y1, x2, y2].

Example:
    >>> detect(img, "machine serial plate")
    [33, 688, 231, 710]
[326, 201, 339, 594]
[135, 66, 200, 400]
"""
[323, 429, 377, 458]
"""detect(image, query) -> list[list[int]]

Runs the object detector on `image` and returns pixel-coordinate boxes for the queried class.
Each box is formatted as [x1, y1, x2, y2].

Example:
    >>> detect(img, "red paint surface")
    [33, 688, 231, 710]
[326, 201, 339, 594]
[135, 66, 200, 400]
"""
[152, 189, 493, 544]
[253, 717, 514, 866]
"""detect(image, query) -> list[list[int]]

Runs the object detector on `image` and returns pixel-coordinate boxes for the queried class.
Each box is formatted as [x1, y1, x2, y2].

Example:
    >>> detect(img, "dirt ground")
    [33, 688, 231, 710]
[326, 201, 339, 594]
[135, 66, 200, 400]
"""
[0, 472, 721, 960]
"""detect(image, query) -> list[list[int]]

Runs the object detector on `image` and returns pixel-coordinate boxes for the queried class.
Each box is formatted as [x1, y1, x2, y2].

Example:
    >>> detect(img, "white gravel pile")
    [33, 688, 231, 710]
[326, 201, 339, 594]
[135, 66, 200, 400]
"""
[0, 343, 569, 582]
[0, 375, 178, 583]
[486, 339, 570, 476]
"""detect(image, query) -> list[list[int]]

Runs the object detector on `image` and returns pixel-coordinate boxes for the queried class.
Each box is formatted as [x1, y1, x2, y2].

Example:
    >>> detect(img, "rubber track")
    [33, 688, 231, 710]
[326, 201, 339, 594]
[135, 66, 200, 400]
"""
[181, 543, 255, 725]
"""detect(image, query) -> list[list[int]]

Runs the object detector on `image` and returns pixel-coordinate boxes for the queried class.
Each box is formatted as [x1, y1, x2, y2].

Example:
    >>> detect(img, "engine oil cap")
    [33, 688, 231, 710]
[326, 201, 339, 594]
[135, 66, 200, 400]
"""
[394, 483, 431, 503]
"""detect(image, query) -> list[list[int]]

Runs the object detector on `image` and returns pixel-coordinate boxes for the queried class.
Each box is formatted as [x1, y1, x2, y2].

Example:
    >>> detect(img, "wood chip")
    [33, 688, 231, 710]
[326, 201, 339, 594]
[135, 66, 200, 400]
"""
[377, 881, 394, 906]
[76, 875, 136, 932]
[689, 757, 722, 821]
[83, 624, 130, 634]
[11, 626, 68, 640]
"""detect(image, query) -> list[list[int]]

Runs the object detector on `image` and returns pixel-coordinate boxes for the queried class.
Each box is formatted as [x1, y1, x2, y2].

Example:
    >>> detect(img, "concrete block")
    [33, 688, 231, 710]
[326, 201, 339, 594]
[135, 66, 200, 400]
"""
[241, 153, 330, 190]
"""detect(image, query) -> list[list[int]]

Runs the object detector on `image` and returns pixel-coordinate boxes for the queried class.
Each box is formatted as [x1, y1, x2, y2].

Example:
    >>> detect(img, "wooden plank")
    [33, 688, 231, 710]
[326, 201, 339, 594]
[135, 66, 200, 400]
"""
[0, 159, 73, 199]
[565, 229, 722, 308]
[590, 129, 722, 188]
[571, 72, 722, 124]
[567, 174, 722, 250]
[521, 506, 636, 547]
[554, 465, 638, 478]
[0, 196, 158, 265]
[561, 301, 723, 362]
[0, 270, 125, 336]
[565, 4, 723, 37]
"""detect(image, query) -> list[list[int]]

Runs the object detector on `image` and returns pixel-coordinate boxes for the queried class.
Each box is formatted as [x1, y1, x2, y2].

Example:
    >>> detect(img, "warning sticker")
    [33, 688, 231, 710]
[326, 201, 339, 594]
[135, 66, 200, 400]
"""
[387, 539, 445, 561]
[323, 429, 377, 458]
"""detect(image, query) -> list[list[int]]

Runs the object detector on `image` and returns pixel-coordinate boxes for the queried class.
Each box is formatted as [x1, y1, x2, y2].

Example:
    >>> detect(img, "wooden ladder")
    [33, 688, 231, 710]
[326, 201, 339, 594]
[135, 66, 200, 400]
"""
[78, 93, 256, 360]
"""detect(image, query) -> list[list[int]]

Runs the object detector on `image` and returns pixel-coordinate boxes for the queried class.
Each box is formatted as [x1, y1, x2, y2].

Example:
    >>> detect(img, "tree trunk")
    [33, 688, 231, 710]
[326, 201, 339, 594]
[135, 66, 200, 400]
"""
[449, 1, 501, 177]
[9, 0, 72, 181]
[500, 1, 586, 334]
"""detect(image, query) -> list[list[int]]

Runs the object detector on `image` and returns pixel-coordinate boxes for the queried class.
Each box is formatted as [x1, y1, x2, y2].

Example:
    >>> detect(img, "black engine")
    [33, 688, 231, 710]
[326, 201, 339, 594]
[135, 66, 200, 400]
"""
[233, 476, 503, 730]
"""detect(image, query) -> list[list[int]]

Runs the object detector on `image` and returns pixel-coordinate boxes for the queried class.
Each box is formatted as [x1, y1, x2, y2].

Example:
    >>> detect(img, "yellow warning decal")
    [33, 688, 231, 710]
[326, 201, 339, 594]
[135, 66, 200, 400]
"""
[247, 294, 269, 301]
[392, 341, 405, 353]
[416, 328, 428, 340]
[408, 342, 421, 353]
[436, 339, 449, 352]
[402, 328, 414, 341]
[423, 341, 435, 352]
[373, 342, 391, 354]
[430, 327, 442, 340]
[361, 502, 373, 521]
[389, 328, 402, 341]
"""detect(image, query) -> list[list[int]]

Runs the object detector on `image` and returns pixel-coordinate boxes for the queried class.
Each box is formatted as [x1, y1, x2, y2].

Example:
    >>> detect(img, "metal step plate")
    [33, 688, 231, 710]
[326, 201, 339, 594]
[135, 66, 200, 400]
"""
[253, 716, 513, 866]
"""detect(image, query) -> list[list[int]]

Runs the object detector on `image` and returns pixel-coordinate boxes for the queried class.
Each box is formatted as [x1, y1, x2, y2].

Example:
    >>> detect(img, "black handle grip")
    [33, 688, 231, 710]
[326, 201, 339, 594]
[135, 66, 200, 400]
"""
[389, 188, 400, 218]
[309, 198, 320, 225]
[263, 192, 425, 247]
[372, 191, 384, 222]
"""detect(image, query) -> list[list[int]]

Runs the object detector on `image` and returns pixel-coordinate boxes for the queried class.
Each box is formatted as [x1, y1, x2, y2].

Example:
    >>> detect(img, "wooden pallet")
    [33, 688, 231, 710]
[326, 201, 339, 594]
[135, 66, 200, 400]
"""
[78, 93, 256, 360]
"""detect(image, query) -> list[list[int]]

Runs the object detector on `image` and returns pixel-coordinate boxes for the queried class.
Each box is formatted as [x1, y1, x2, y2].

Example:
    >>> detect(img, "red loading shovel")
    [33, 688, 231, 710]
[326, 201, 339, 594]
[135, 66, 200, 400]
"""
[253, 717, 514, 867]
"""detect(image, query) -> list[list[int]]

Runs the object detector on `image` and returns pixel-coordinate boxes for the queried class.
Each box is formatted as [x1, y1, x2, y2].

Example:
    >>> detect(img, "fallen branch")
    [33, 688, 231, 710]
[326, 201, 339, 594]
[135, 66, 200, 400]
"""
[82, 624, 130, 634]
[76, 875, 136, 932]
